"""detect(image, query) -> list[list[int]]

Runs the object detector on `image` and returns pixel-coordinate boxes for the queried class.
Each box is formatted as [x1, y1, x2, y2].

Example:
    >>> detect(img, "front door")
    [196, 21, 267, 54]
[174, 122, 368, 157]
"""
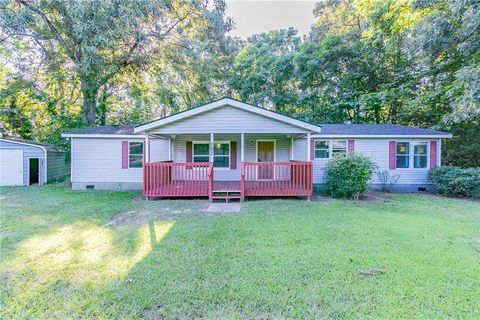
[257, 141, 274, 179]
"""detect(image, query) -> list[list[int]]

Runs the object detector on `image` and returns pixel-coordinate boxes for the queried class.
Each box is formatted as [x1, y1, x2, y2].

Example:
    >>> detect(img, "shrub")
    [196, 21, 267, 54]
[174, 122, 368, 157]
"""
[428, 166, 480, 198]
[324, 152, 377, 199]
[376, 170, 400, 192]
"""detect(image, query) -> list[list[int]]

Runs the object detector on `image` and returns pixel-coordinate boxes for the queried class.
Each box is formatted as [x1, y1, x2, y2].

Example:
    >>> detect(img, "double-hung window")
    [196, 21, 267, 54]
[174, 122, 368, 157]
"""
[193, 142, 230, 168]
[129, 142, 143, 168]
[396, 142, 410, 168]
[413, 142, 428, 168]
[314, 140, 347, 159]
[314, 141, 329, 158]
[396, 142, 429, 169]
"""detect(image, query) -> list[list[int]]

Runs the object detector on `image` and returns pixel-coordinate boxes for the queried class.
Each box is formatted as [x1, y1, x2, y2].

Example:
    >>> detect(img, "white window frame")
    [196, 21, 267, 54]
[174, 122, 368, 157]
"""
[193, 141, 231, 170]
[313, 140, 347, 159]
[128, 141, 144, 169]
[396, 141, 430, 170]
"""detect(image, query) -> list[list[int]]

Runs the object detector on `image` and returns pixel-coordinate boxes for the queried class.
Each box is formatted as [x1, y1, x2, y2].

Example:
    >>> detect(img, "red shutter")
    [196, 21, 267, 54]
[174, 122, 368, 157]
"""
[310, 140, 315, 160]
[348, 140, 355, 152]
[186, 141, 192, 162]
[230, 141, 237, 169]
[389, 141, 396, 170]
[122, 141, 129, 169]
[430, 140, 437, 168]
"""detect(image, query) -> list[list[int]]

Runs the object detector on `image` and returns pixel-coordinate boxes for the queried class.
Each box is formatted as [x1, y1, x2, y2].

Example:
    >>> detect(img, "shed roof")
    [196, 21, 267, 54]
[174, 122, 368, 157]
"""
[0, 138, 65, 152]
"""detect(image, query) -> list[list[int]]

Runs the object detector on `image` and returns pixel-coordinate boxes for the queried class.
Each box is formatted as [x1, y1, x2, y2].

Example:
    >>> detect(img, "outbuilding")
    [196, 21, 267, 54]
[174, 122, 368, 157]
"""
[0, 139, 69, 186]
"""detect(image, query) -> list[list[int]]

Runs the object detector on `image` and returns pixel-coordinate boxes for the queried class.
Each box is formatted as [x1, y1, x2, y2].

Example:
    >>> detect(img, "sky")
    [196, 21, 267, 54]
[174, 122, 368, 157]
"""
[225, 0, 317, 39]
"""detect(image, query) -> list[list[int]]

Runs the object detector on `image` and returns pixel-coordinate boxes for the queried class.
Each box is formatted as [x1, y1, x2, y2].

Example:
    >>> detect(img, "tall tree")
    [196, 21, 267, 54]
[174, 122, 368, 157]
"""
[1, 0, 231, 125]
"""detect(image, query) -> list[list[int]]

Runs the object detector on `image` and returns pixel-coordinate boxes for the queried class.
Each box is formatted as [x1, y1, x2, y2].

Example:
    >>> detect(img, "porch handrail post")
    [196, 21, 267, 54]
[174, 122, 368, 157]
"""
[240, 162, 245, 202]
[208, 162, 214, 202]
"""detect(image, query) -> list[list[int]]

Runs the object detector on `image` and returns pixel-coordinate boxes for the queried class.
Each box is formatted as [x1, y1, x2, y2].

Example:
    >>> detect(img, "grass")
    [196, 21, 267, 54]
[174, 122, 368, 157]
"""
[1, 184, 479, 319]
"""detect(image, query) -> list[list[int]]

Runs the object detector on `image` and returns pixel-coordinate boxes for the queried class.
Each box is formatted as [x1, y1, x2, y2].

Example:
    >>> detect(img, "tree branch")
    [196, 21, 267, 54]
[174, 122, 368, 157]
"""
[15, 0, 78, 62]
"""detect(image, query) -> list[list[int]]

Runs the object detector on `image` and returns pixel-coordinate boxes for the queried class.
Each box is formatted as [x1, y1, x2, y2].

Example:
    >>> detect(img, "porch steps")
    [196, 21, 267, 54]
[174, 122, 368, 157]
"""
[211, 190, 241, 203]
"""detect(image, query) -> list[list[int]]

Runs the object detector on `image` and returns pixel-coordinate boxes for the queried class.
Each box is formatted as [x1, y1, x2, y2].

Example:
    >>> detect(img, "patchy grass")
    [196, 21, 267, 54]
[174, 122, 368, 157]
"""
[1, 185, 479, 319]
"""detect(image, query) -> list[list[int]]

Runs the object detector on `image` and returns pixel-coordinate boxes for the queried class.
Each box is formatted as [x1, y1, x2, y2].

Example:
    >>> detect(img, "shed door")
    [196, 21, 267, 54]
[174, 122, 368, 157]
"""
[0, 149, 24, 186]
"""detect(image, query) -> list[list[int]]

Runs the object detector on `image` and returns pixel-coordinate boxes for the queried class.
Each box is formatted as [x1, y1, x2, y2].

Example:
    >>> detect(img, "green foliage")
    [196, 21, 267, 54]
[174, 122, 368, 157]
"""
[429, 166, 480, 198]
[324, 152, 377, 199]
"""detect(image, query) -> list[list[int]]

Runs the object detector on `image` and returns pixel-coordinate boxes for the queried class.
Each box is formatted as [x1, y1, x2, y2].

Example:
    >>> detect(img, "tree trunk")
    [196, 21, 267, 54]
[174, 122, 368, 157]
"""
[80, 77, 98, 125]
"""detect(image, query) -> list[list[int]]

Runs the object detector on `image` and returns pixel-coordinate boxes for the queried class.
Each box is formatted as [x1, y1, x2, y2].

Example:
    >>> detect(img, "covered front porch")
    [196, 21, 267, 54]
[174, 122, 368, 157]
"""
[143, 132, 313, 201]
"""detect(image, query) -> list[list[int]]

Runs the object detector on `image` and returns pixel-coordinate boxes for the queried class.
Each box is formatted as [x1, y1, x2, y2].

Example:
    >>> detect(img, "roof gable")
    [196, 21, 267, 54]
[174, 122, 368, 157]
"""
[134, 98, 322, 133]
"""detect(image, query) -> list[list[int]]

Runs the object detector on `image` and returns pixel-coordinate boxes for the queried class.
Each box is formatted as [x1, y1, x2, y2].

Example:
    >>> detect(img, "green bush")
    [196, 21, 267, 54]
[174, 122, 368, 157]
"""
[428, 166, 480, 198]
[324, 153, 377, 199]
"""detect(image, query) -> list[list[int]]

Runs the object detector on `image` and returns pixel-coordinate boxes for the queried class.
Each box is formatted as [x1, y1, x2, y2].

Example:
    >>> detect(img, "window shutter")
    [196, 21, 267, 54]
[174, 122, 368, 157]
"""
[348, 140, 355, 152]
[230, 141, 237, 169]
[122, 141, 129, 169]
[430, 140, 437, 168]
[186, 141, 192, 162]
[310, 140, 314, 160]
[389, 141, 396, 170]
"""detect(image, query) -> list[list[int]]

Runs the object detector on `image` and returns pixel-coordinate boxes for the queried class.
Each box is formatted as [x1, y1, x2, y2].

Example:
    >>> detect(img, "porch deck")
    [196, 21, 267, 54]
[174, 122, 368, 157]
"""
[143, 161, 313, 201]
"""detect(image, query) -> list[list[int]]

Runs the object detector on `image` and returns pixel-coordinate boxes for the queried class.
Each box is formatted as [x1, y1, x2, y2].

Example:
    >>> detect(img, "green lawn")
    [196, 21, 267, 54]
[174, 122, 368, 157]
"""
[1, 185, 479, 319]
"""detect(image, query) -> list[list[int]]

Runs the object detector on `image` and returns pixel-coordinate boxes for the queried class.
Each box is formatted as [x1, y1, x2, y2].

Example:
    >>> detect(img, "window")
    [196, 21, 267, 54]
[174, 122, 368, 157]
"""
[396, 142, 410, 168]
[314, 140, 347, 159]
[193, 142, 230, 168]
[129, 142, 143, 168]
[413, 142, 428, 168]
[193, 143, 209, 163]
[332, 140, 347, 155]
[314, 141, 329, 158]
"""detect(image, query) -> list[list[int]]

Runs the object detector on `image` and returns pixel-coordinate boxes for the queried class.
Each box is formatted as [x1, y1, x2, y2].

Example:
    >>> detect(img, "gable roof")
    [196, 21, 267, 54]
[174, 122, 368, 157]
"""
[312, 124, 452, 138]
[134, 97, 322, 133]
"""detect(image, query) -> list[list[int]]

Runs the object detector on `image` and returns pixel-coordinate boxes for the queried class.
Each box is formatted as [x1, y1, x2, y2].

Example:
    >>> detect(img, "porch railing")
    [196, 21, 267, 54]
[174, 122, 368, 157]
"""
[241, 161, 313, 199]
[144, 162, 214, 198]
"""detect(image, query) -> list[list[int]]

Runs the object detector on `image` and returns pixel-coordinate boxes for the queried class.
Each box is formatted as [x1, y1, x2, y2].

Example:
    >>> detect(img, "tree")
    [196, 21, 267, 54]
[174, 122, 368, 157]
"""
[1, 0, 232, 125]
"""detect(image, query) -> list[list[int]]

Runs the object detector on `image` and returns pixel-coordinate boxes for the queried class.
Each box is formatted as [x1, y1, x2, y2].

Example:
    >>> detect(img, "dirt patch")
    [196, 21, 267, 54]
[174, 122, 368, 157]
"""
[311, 191, 387, 203]
[358, 268, 385, 276]
[357, 192, 387, 203]
[105, 199, 236, 227]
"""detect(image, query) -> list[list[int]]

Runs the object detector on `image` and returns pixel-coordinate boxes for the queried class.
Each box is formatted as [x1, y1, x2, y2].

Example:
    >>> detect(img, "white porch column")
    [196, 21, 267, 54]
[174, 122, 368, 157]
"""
[145, 134, 150, 162]
[307, 132, 311, 161]
[168, 138, 172, 161]
[241, 133, 245, 162]
[210, 133, 214, 162]
[291, 137, 294, 160]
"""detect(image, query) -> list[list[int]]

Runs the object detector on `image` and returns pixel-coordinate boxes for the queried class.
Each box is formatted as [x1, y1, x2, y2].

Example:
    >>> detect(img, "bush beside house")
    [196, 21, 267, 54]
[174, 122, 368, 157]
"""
[324, 153, 377, 199]
[428, 166, 480, 198]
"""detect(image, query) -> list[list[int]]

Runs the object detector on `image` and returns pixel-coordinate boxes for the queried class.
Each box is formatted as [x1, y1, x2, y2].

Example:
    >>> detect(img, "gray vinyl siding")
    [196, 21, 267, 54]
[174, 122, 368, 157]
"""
[0, 140, 46, 185]
[150, 139, 170, 162]
[150, 106, 310, 134]
[172, 134, 292, 181]
[294, 137, 441, 185]
[46, 151, 69, 181]
[71, 137, 168, 185]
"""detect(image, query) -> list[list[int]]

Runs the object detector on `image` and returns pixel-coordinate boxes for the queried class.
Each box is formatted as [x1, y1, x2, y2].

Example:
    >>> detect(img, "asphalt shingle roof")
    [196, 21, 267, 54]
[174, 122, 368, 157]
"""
[65, 125, 135, 135]
[315, 124, 451, 136]
[63, 123, 450, 137]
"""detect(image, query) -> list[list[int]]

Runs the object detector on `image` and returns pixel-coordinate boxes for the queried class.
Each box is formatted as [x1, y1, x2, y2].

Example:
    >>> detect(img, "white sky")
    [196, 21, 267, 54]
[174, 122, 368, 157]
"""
[225, 0, 317, 39]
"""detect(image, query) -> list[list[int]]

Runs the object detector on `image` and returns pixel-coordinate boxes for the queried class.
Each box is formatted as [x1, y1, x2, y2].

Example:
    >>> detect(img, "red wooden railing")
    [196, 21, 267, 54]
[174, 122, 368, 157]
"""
[144, 162, 213, 198]
[241, 161, 312, 199]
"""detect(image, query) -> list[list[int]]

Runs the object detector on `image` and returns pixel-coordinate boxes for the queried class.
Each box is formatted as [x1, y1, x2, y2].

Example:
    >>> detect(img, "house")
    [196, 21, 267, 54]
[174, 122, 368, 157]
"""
[0, 139, 69, 186]
[61, 98, 452, 200]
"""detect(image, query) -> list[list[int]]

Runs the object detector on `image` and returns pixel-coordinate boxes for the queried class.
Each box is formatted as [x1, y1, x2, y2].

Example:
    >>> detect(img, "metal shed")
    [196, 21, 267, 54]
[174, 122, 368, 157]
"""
[0, 139, 69, 186]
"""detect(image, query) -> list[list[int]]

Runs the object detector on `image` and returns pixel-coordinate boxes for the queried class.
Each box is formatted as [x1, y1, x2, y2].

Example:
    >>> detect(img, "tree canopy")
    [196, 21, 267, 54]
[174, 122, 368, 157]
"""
[1, 0, 478, 166]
